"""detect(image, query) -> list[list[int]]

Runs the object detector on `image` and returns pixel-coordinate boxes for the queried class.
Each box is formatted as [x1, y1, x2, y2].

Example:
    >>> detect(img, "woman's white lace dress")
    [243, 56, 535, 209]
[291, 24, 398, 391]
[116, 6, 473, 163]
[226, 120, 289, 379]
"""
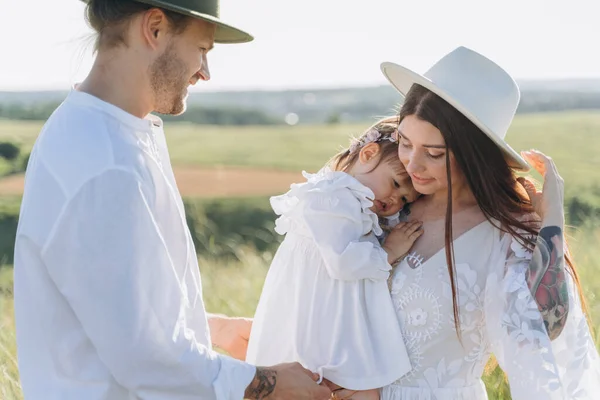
[382, 216, 600, 399]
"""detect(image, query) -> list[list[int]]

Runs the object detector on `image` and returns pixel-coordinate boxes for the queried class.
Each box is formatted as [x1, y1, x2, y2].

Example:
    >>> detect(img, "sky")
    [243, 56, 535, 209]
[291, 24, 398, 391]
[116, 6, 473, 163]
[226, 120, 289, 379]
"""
[1, 0, 599, 92]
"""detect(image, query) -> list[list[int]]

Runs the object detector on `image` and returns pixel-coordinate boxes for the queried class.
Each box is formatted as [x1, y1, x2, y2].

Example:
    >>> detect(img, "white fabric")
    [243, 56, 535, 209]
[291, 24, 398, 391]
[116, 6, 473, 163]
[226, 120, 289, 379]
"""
[381, 216, 600, 399]
[13, 90, 256, 400]
[246, 169, 411, 390]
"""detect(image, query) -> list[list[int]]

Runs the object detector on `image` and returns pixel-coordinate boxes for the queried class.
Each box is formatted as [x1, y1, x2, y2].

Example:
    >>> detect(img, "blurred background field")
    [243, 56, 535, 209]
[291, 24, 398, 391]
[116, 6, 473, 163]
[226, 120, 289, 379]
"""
[0, 97, 599, 398]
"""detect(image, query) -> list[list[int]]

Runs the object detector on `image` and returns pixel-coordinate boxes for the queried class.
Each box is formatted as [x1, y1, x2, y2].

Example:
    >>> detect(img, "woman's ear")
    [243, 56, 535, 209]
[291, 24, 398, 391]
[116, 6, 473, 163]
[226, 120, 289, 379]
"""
[358, 142, 381, 165]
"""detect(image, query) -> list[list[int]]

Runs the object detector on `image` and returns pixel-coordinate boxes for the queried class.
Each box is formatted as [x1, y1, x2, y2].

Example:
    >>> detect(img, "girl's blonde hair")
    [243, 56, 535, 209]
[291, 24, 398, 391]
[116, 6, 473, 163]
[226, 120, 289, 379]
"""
[327, 117, 407, 177]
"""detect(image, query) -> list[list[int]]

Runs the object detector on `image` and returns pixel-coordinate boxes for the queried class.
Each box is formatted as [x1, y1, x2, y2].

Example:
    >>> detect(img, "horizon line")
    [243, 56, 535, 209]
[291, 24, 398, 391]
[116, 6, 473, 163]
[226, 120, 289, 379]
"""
[3, 76, 600, 95]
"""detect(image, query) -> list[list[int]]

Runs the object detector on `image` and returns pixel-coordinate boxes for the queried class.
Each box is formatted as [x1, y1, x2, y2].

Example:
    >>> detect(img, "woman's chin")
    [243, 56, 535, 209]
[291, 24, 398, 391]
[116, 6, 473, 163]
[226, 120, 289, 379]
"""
[412, 181, 438, 195]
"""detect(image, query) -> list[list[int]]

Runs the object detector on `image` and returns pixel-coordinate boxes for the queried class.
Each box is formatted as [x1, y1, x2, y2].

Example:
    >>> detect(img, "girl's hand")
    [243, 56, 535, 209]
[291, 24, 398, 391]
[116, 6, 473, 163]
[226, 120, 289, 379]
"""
[383, 220, 423, 264]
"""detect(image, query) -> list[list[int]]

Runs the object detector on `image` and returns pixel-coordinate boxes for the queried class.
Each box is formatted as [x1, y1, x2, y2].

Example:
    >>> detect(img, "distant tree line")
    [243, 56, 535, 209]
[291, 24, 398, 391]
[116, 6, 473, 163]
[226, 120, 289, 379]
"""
[160, 107, 279, 125]
[0, 102, 60, 121]
[518, 91, 600, 113]
[0, 102, 279, 125]
[3, 90, 600, 125]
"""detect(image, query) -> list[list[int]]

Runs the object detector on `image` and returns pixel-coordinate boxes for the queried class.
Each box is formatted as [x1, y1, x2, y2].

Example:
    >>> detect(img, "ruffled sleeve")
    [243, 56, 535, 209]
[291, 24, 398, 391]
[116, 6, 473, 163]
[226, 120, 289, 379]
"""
[484, 231, 600, 399]
[270, 170, 391, 281]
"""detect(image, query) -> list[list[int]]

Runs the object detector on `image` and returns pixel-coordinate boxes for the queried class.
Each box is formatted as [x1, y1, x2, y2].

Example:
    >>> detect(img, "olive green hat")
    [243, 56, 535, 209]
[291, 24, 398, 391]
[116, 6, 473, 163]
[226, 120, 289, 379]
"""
[81, 0, 253, 43]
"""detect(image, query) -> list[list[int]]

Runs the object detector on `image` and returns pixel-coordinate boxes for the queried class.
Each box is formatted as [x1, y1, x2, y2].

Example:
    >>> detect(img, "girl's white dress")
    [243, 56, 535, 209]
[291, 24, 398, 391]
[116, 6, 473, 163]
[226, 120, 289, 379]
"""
[246, 169, 411, 390]
[381, 212, 600, 399]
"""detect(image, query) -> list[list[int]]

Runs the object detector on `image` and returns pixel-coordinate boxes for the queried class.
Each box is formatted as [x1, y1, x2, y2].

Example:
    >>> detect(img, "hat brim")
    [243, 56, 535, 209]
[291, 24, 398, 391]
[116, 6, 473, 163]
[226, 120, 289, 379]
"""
[381, 62, 530, 172]
[137, 0, 252, 43]
[80, 0, 253, 44]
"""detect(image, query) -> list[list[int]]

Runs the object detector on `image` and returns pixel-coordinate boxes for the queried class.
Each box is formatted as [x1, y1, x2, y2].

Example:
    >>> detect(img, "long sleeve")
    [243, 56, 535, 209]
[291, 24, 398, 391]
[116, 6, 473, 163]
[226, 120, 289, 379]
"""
[484, 233, 600, 399]
[41, 168, 256, 399]
[300, 189, 391, 281]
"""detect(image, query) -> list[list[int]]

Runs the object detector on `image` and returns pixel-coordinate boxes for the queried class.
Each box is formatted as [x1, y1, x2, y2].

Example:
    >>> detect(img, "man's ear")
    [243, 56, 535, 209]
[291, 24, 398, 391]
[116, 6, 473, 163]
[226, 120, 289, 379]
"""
[140, 8, 170, 49]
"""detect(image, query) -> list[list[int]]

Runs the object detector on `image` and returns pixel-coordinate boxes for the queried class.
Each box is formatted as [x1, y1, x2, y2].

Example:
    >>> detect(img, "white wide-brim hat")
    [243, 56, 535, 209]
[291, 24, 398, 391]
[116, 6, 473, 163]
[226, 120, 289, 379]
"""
[381, 46, 530, 171]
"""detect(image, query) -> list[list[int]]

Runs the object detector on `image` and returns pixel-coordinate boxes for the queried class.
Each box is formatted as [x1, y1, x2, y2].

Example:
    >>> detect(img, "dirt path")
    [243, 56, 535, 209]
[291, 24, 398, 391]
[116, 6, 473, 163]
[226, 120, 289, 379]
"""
[0, 166, 304, 198]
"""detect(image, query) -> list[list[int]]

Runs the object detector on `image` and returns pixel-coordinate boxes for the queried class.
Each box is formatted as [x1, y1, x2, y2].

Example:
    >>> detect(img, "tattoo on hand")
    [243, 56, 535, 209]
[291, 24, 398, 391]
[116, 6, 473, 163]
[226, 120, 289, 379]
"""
[526, 226, 569, 340]
[245, 368, 277, 399]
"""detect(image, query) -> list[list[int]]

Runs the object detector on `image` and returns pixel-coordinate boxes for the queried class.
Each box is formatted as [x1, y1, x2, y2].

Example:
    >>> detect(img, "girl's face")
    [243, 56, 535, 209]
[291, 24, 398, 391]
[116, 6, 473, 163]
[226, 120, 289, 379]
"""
[351, 143, 418, 217]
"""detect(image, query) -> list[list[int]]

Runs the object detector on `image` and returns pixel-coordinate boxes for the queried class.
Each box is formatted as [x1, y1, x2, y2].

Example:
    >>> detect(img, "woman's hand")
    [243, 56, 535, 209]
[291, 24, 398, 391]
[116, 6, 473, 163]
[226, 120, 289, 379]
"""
[331, 388, 379, 400]
[321, 379, 379, 400]
[518, 149, 564, 227]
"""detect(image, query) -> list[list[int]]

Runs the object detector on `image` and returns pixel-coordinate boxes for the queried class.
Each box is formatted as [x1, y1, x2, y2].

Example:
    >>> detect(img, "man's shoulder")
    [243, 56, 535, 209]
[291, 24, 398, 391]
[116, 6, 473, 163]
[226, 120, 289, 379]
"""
[32, 100, 148, 197]
[42, 98, 116, 142]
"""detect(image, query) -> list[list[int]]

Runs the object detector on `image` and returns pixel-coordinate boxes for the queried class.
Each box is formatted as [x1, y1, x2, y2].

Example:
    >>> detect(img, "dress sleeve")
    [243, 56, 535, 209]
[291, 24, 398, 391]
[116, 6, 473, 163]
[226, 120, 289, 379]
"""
[484, 232, 600, 399]
[300, 189, 392, 281]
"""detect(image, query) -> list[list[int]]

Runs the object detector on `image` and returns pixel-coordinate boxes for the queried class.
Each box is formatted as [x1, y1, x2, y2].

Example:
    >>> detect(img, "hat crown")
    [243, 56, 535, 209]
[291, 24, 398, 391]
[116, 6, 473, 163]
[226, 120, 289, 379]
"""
[79, 0, 253, 43]
[169, 0, 219, 17]
[423, 46, 520, 141]
[135, 0, 220, 18]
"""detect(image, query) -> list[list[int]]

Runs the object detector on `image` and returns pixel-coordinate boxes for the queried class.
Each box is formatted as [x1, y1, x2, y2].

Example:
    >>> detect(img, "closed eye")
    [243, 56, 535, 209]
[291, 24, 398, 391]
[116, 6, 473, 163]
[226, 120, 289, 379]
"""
[427, 152, 445, 160]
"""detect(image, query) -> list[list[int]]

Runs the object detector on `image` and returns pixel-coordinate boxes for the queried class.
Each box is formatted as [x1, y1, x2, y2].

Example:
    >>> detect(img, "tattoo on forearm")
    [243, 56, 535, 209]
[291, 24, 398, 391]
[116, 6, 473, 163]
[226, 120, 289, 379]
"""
[526, 226, 570, 340]
[244, 368, 277, 399]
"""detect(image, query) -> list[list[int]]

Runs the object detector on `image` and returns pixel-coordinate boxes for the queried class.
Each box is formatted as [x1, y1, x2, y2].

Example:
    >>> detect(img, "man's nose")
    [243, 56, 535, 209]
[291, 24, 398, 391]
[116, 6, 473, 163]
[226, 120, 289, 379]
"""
[197, 53, 210, 81]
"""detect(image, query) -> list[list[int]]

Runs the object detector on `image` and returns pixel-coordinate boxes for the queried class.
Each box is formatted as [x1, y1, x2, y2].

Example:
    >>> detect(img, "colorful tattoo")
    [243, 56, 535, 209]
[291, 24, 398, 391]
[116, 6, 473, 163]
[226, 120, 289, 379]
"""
[244, 368, 277, 399]
[526, 226, 570, 340]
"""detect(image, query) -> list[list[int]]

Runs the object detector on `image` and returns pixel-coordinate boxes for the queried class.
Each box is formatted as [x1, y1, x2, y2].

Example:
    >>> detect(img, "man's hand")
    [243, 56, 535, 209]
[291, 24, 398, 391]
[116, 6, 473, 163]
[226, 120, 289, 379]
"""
[207, 313, 252, 361]
[244, 363, 331, 400]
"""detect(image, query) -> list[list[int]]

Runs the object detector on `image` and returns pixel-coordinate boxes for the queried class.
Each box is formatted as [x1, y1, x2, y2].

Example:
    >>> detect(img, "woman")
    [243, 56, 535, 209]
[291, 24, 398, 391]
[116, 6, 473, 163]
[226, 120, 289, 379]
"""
[336, 47, 600, 399]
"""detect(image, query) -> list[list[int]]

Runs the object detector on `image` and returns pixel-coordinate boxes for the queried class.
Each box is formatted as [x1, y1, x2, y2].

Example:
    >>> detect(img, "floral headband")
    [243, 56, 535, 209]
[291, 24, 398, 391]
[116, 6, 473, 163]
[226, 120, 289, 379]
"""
[349, 128, 399, 153]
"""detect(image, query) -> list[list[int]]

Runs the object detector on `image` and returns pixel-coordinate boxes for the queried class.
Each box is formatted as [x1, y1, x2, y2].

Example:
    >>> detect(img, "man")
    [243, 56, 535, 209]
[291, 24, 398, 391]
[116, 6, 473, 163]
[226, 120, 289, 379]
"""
[13, 1, 331, 399]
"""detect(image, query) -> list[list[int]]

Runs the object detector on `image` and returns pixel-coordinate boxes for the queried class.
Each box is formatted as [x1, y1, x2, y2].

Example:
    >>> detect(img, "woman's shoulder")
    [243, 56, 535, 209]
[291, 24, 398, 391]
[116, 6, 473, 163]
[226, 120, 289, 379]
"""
[500, 212, 542, 243]
[485, 211, 542, 266]
[486, 211, 541, 236]
[513, 211, 542, 226]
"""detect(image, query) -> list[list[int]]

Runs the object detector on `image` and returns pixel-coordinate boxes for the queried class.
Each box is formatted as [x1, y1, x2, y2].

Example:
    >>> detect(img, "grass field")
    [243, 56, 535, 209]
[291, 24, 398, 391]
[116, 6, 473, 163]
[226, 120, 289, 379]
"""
[0, 112, 599, 399]
[1, 111, 600, 196]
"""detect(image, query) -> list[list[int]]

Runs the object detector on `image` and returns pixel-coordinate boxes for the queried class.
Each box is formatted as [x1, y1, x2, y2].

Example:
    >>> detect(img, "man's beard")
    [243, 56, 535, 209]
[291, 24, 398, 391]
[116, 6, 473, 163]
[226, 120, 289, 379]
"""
[149, 42, 190, 116]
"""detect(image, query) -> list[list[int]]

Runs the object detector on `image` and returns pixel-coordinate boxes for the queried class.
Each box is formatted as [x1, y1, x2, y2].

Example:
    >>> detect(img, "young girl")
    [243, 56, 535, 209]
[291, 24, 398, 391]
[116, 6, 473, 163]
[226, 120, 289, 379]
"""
[246, 121, 422, 398]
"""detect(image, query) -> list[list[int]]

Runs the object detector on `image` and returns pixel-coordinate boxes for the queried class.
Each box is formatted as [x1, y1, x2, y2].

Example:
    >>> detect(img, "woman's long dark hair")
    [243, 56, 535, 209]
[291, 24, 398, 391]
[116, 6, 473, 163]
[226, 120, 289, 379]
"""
[398, 84, 587, 341]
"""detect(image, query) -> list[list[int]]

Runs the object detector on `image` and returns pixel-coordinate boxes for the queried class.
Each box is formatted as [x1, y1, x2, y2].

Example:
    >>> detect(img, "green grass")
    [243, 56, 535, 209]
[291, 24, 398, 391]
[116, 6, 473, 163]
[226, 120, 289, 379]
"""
[568, 222, 600, 322]
[1, 111, 600, 191]
[0, 267, 19, 400]
[1, 226, 600, 399]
